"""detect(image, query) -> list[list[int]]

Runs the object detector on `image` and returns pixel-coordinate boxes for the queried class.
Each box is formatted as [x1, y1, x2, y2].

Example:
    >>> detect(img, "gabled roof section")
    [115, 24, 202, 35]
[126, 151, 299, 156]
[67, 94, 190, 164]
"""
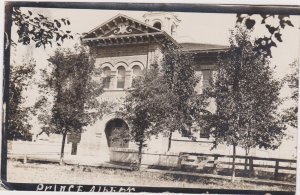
[82, 14, 162, 39]
[81, 14, 180, 49]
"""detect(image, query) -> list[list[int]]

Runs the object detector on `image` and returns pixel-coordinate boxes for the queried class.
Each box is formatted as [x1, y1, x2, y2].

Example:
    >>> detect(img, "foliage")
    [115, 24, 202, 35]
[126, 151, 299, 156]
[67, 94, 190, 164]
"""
[6, 7, 74, 141]
[7, 59, 36, 140]
[119, 47, 209, 165]
[36, 44, 112, 163]
[206, 27, 285, 150]
[236, 14, 294, 58]
[11, 7, 73, 48]
[203, 26, 285, 181]
[118, 66, 171, 166]
[159, 46, 208, 150]
[282, 60, 299, 128]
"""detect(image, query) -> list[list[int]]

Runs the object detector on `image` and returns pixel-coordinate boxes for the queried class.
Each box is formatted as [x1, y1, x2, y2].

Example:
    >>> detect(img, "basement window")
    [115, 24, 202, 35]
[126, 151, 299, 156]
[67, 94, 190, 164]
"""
[200, 128, 210, 139]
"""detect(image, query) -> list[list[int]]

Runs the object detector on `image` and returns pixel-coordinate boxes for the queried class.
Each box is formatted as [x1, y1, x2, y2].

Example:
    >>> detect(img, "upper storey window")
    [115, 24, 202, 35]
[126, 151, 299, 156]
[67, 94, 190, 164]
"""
[117, 66, 126, 89]
[132, 65, 142, 78]
[103, 67, 111, 89]
[171, 24, 176, 36]
[132, 65, 142, 86]
[202, 70, 212, 89]
[153, 22, 162, 30]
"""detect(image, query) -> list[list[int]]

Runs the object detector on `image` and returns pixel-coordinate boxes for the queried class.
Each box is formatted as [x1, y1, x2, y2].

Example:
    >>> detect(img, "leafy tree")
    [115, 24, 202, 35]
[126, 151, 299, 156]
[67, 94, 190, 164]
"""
[7, 59, 36, 140]
[160, 46, 200, 151]
[203, 27, 285, 182]
[118, 48, 208, 168]
[119, 47, 207, 164]
[11, 7, 73, 48]
[36, 45, 111, 164]
[236, 14, 294, 58]
[5, 7, 74, 141]
[118, 65, 171, 168]
[282, 60, 299, 128]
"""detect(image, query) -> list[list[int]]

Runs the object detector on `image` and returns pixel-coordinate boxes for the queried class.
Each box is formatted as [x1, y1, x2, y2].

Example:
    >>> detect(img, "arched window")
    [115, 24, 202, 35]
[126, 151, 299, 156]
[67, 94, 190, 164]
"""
[102, 67, 111, 89]
[132, 65, 142, 86]
[153, 22, 161, 30]
[171, 24, 176, 35]
[132, 65, 142, 77]
[117, 66, 126, 88]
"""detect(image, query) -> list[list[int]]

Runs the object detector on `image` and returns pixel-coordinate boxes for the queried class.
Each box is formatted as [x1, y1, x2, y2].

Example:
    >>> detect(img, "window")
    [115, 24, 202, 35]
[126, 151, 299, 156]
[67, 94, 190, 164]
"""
[171, 24, 176, 35]
[153, 22, 161, 30]
[132, 65, 142, 77]
[200, 127, 210, 139]
[132, 65, 142, 87]
[117, 66, 126, 88]
[71, 143, 78, 155]
[102, 67, 111, 89]
[194, 71, 202, 94]
[202, 70, 212, 89]
[181, 129, 192, 137]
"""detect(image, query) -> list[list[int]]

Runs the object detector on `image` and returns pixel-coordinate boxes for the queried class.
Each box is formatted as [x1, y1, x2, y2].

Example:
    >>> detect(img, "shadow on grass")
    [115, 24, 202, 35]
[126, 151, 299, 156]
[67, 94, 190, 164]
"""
[147, 164, 296, 183]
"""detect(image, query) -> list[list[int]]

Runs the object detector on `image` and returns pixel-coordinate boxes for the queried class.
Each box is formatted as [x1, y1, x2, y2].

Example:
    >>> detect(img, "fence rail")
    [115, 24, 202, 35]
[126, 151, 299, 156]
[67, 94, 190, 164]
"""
[179, 152, 297, 180]
[8, 152, 70, 164]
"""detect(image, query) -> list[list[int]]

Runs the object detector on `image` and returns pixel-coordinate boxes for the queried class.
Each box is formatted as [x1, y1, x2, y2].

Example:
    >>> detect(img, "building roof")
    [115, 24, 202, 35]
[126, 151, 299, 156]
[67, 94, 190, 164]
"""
[179, 42, 228, 53]
[81, 14, 180, 48]
[81, 14, 228, 53]
[83, 14, 161, 39]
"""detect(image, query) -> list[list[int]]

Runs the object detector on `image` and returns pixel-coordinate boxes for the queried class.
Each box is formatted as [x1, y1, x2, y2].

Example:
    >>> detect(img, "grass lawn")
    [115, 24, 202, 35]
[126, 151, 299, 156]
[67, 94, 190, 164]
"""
[5, 160, 295, 192]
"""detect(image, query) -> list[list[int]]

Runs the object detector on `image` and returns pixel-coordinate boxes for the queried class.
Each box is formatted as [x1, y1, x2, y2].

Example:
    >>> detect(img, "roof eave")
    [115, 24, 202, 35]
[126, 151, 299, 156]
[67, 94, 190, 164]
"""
[182, 48, 229, 54]
[82, 32, 164, 42]
[160, 31, 180, 48]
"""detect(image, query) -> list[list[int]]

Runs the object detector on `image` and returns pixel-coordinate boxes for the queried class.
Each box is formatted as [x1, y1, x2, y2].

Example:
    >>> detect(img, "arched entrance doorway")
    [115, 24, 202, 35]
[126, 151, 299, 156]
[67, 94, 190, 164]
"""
[105, 118, 129, 148]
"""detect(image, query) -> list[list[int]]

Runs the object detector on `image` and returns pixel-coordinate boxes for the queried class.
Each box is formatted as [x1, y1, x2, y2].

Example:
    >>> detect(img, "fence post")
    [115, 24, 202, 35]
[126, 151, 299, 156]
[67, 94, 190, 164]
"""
[274, 160, 279, 180]
[244, 157, 248, 171]
[248, 157, 254, 177]
[212, 156, 218, 174]
[177, 153, 182, 169]
[23, 154, 27, 164]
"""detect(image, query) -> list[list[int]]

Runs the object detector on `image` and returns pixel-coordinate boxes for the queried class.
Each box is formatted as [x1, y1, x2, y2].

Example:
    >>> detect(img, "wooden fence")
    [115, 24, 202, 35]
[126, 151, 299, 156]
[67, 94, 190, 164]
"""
[179, 152, 297, 180]
[7, 146, 297, 181]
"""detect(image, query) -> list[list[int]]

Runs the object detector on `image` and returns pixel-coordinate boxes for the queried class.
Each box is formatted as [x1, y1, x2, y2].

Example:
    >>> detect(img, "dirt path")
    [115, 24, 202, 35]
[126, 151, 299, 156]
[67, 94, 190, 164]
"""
[5, 160, 295, 192]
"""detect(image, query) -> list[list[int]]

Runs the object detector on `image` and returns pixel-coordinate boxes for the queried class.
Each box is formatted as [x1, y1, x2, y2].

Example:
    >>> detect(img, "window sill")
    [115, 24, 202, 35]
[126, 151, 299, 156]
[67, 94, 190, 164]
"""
[103, 88, 127, 92]
[172, 138, 213, 143]
[103, 87, 137, 92]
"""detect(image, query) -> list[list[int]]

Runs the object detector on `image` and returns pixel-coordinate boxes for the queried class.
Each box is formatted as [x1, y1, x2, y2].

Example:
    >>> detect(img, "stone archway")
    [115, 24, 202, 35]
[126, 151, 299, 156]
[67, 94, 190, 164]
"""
[104, 118, 129, 148]
[83, 114, 131, 163]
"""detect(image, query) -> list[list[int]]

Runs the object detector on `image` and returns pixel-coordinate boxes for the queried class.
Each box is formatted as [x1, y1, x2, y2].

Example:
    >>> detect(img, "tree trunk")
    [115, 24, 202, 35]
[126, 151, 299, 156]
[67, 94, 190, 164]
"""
[231, 144, 236, 182]
[244, 147, 249, 171]
[60, 130, 67, 165]
[167, 131, 172, 151]
[138, 140, 143, 170]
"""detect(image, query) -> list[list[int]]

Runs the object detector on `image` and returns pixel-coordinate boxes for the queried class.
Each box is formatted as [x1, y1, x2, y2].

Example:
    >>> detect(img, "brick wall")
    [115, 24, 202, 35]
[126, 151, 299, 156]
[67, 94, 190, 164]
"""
[93, 43, 162, 68]
[93, 43, 163, 92]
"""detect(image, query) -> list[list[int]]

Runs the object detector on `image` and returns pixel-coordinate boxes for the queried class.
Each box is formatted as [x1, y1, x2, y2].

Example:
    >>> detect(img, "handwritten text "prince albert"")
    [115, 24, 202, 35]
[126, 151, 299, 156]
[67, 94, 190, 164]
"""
[36, 184, 136, 192]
